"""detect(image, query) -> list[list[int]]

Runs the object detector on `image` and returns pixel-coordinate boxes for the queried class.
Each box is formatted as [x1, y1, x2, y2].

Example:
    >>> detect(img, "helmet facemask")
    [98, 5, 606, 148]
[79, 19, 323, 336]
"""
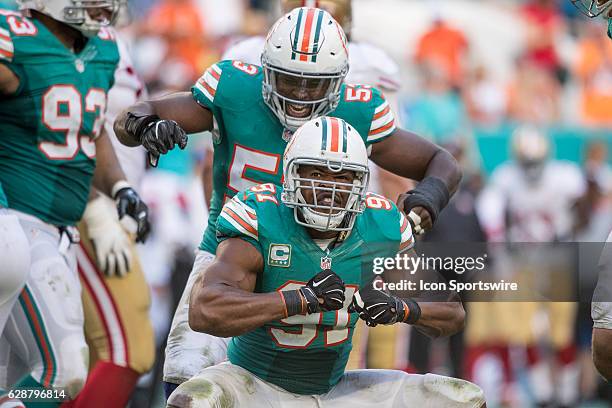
[262, 56, 347, 131]
[571, 0, 612, 18]
[18, 0, 121, 37]
[283, 158, 369, 231]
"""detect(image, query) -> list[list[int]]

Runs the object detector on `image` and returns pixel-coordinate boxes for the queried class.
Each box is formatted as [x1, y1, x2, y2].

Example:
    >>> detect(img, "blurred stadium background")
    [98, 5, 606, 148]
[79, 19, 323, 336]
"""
[3, 0, 610, 406]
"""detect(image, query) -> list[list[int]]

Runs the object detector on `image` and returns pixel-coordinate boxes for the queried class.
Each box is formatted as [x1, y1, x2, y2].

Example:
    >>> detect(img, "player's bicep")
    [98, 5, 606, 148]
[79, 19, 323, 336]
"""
[369, 127, 440, 180]
[148, 91, 213, 133]
[204, 238, 263, 293]
[0, 63, 19, 96]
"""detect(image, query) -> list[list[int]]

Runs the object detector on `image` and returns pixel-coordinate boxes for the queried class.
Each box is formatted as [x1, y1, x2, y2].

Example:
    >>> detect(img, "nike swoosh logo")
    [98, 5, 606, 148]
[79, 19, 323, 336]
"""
[312, 274, 333, 288]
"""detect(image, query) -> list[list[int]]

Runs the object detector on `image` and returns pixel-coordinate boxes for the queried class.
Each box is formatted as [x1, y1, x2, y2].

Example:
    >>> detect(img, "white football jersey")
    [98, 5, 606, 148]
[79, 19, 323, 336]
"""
[105, 32, 148, 188]
[477, 161, 586, 242]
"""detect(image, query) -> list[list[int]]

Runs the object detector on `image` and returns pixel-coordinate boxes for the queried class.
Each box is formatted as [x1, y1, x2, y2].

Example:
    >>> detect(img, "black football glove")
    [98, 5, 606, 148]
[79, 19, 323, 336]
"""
[114, 187, 151, 243]
[300, 269, 346, 314]
[349, 284, 418, 327]
[124, 113, 188, 167]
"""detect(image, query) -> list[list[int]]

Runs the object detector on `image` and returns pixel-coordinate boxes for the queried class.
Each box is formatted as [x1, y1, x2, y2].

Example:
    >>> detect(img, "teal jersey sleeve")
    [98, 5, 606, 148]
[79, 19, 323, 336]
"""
[361, 192, 415, 254]
[333, 84, 396, 149]
[396, 206, 415, 253]
[608, 18, 611, 39]
[0, 10, 26, 94]
[191, 61, 224, 117]
[216, 188, 262, 251]
[191, 59, 264, 143]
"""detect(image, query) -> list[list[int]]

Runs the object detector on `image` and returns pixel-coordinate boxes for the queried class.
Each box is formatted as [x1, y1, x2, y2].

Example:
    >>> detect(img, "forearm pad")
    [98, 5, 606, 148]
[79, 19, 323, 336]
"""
[402, 177, 450, 224]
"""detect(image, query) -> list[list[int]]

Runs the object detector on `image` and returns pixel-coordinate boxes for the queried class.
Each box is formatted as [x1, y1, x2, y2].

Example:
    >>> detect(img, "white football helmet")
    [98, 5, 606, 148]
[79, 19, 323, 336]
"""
[282, 116, 369, 231]
[281, 0, 353, 34]
[262, 7, 349, 131]
[17, 0, 121, 37]
[512, 126, 550, 184]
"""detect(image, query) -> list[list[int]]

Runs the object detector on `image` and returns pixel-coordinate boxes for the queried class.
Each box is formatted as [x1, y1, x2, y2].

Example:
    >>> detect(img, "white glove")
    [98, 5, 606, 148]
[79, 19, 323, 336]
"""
[83, 195, 132, 277]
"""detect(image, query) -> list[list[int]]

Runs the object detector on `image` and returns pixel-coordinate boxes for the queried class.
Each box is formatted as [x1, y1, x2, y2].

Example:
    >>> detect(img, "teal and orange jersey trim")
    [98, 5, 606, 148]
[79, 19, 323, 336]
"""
[320, 116, 348, 153]
[219, 195, 259, 241]
[0, 24, 13, 62]
[18, 286, 57, 388]
[398, 211, 415, 252]
[291, 7, 326, 62]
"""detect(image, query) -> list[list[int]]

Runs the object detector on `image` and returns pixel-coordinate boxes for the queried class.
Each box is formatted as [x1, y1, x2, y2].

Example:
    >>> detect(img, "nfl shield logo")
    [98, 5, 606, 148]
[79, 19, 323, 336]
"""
[320, 256, 332, 270]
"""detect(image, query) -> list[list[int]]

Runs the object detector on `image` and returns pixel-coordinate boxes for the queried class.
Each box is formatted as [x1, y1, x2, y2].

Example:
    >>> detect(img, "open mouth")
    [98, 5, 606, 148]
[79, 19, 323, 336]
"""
[286, 103, 312, 118]
[315, 193, 345, 210]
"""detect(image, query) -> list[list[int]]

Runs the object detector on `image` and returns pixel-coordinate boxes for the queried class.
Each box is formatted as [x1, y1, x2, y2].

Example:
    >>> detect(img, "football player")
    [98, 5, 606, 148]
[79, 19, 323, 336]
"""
[0, 0, 149, 405]
[592, 229, 612, 381]
[0, 187, 30, 335]
[474, 127, 585, 405]
[222, 0, 409, 205]
[571, 0, 612, 39]
[69, 26, 155, 407]
[167, 117, 484, 407]
[115, 7, 461, 396]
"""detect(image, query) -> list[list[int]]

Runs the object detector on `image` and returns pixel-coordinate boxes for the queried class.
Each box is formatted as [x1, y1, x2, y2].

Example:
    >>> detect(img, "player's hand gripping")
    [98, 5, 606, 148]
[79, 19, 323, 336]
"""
[280, 269, 345, 317]
[397, 177, 451, 235]
[349, 281, 420, 327]
[124, 112, 188, 167]
[113, 184, 151, 243]
[301, 269, 346, 313]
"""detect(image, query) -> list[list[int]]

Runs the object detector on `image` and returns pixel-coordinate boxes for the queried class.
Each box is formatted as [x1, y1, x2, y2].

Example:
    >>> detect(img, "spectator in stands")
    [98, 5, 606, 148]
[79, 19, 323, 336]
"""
[137, 0, 216, 88]
[507, 55, 561, 124]
[520, 0, 568, 84]
[402, 62, 468, 144]
[414, 17, 469, 90]
[574, 21, 612, 127]
[463, 64, 508, 128]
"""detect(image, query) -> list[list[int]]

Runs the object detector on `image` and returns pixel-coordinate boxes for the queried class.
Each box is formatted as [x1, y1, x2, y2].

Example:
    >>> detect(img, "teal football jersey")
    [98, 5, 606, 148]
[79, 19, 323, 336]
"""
[216, 183, 414, 395]
[0, 182, 6, 207]
[0, 10, 119, 225]
[192, 59, 397, 253]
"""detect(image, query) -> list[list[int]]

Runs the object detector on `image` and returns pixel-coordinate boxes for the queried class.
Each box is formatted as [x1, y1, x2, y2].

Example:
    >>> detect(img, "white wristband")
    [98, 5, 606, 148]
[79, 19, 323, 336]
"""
[111, 180, 132, 198]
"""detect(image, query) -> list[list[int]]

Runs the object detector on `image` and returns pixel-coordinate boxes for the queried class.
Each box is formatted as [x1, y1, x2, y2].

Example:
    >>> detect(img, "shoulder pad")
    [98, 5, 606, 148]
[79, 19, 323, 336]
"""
[334, 84, 396, 146]
[0, 9, 35, 63]
[361, 192, 402, 240]
[193, 59, 263, 112]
